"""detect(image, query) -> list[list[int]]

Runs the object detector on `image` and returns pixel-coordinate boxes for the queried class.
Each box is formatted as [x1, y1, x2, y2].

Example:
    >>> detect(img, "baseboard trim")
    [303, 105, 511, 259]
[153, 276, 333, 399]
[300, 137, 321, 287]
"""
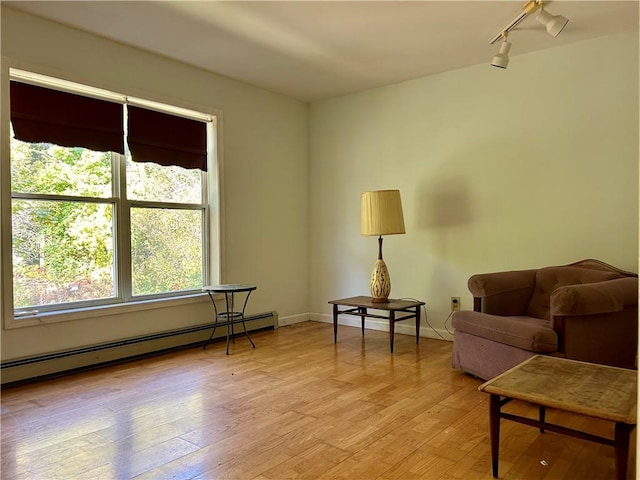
[277, 313, 310, 327]
[311, 313, 453, 342]
[1, 312, 277, 385]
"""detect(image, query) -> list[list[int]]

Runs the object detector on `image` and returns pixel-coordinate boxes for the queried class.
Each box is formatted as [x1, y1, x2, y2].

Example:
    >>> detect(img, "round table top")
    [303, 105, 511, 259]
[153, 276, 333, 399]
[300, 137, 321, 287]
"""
[202, 284, 257, 293]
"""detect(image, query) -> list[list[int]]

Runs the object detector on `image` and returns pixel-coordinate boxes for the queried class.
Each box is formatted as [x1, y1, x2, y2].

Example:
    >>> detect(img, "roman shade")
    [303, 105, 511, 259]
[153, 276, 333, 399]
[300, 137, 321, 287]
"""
[127, 105, 207, 171]
[10, 81, 124, 154]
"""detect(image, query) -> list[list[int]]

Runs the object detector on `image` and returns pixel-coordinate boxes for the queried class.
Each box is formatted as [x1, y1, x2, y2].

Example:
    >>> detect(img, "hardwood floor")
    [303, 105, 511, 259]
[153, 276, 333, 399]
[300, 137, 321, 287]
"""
[1, 321, 635, 479]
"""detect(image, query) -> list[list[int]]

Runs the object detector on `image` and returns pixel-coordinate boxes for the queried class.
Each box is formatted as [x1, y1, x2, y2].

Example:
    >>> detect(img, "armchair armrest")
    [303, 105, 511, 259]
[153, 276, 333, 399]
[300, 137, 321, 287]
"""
[551, 277, 638, 368]
[551, 277, 639, 316]
[468, 269, 537, 315]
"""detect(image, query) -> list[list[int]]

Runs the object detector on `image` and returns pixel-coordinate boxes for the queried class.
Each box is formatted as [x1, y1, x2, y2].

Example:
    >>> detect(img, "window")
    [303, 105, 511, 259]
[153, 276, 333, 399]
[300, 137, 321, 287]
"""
[126, 159, 205, 297]
[11, 135, 117, 308]
[6, 70, 219, 319]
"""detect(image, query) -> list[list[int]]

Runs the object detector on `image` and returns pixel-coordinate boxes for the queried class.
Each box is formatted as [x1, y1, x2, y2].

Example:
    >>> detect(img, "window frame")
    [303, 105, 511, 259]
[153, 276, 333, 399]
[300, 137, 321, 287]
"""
[1, 61, 223, 329]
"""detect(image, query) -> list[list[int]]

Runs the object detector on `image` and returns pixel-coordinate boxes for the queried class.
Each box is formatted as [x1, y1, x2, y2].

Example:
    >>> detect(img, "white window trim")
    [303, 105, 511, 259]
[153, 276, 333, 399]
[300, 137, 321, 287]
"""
[1, 57, 225, 329]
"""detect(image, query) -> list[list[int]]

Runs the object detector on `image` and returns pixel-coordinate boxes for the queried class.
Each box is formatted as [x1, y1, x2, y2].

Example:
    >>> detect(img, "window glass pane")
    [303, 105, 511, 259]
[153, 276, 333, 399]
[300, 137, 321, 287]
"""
[10, 127, 112, 198]
[126, 158, 201, 204]
[130, 208, 203, 296]
[12, 199, 115, 308]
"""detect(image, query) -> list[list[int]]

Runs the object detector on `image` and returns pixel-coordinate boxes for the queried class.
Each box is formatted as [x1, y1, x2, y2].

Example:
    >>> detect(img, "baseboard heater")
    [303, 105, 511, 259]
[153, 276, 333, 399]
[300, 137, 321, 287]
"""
[1, 311, 276, 386]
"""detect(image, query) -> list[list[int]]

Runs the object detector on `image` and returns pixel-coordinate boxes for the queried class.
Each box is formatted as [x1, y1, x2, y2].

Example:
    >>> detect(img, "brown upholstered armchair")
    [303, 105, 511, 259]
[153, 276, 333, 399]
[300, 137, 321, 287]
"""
[451, 259, 638, 380]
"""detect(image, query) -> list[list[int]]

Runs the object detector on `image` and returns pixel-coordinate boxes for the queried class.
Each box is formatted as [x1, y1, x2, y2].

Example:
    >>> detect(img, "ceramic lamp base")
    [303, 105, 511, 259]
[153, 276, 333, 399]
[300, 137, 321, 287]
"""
[370, 259, 391, 303]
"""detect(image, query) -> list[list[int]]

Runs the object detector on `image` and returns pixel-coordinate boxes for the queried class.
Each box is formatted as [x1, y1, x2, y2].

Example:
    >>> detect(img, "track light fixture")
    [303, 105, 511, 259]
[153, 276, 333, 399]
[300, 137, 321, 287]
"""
[489, 0, 569, 67]
[536, 8, 569, 37]
[491, 34, 512, 69]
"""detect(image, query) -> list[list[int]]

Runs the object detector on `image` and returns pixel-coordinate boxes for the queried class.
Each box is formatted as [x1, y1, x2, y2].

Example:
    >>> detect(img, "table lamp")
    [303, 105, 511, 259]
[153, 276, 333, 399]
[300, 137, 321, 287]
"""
[361, 190, 405, 303]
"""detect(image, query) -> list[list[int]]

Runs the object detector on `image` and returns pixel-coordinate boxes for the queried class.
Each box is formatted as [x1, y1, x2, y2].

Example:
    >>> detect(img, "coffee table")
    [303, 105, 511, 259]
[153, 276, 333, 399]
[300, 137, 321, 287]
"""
[478, 355, 637, 480]
[328, 296, 425, 353]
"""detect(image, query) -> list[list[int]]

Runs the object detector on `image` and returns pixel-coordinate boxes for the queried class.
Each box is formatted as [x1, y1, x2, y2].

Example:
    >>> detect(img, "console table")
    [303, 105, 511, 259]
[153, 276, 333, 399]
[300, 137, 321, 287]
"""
[202, 284, 257, 354]
[328, 296, 425, 353]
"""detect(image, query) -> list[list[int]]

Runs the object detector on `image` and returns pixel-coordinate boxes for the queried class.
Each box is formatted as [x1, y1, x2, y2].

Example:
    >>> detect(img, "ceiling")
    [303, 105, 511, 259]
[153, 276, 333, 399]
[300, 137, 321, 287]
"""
[5, 1, 639, 102]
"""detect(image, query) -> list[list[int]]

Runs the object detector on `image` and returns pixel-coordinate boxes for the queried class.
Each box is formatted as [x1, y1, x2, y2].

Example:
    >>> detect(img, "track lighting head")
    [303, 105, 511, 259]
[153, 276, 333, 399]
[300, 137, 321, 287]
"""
[536, 8, 569, 37]
[491, 38, 512, 69]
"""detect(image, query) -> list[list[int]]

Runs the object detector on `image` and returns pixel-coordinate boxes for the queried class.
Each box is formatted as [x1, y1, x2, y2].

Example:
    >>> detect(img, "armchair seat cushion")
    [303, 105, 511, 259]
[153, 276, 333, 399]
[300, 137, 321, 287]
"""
[452, 311, 557, 353]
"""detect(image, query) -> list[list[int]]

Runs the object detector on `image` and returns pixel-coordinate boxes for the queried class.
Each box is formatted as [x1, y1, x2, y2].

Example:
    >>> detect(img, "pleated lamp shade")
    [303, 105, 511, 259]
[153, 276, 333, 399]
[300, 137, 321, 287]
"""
[361, 190, 405, 236]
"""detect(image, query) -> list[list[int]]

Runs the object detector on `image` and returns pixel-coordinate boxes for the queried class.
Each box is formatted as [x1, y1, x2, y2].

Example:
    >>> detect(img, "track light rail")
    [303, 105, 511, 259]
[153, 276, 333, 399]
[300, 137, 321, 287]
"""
[489, 0, 542, 44]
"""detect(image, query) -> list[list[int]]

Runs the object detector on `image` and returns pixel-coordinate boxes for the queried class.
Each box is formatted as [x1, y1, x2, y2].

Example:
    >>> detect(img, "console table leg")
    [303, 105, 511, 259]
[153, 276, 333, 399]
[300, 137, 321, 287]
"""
[614, 422, 632, 480]
[333, 304, 338, 343]
[489, 394, 501, 478]
[359, 307, 366, 336]
[389, 311, 395, 353]
[415, 305, 421, 344]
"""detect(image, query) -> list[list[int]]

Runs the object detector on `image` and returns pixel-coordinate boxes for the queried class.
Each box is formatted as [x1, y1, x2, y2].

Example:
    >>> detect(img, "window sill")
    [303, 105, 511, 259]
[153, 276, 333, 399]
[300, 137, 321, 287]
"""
[5, 293, 210, 330]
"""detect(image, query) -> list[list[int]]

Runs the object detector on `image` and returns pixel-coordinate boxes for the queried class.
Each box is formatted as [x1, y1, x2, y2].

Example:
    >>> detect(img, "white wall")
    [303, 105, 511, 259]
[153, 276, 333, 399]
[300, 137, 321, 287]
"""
[309, 32, 639, 337]
[0, 7, 309, 360]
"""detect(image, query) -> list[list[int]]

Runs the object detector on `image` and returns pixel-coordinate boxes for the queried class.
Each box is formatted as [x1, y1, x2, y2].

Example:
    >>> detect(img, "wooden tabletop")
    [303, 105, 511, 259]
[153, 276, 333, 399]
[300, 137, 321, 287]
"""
[328, 296, 424, 310]
[479, 355, 637, 424]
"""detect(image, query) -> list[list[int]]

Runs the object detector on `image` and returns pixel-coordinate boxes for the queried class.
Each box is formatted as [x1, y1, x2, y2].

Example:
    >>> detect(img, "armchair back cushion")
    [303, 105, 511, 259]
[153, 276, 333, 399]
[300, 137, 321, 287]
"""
[468, 269, 536, 316]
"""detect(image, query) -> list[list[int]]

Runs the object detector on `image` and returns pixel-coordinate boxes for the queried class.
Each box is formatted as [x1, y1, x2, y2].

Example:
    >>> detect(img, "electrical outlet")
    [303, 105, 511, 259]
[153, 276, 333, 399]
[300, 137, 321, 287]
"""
[450, 296, 460, 312]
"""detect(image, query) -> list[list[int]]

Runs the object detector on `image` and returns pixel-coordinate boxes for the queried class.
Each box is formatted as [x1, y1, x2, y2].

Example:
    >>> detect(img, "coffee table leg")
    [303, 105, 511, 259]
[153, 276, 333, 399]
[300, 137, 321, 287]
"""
[333, 304, 338, 343]
[539, 406, 546, 433]
[614, 422, 632, 480]
[489, 394, 501, 478]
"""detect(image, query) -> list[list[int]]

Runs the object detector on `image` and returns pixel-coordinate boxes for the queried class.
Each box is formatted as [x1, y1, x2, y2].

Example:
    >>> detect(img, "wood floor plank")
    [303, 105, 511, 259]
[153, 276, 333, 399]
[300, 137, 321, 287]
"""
[1, 321, 635, 479]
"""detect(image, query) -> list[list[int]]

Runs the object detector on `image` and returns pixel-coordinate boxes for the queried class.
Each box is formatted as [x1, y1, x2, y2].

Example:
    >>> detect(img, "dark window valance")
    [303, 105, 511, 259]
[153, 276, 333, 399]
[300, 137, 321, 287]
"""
[127, 105, 207, 171]
[10, 81, 124, 154]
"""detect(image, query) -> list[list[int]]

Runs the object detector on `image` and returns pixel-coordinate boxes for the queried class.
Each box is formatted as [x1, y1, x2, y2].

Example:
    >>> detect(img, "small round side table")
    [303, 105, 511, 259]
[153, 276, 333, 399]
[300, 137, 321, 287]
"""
[202, 284, 257, 354]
